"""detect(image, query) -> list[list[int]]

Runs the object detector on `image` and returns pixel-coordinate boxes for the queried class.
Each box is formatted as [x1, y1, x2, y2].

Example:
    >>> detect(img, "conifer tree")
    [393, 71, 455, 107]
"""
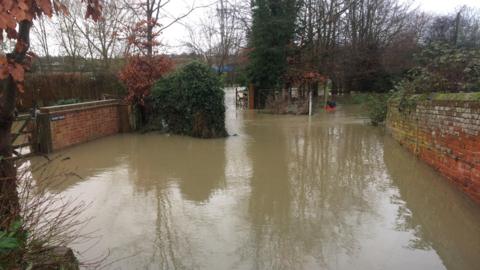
[247, 0, 297, 108]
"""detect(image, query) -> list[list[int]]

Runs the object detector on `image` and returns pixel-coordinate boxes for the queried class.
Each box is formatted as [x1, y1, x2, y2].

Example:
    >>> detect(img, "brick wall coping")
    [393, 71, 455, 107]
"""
[388, 92, 480, 109]
[39, 99, 122, 114]
[390, 92, 480, 103]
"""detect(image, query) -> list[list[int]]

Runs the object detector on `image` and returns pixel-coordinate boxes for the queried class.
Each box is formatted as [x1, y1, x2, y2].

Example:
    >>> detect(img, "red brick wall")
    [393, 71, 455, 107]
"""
[39, 100, 124, 152]
[387, 97, 480, 203]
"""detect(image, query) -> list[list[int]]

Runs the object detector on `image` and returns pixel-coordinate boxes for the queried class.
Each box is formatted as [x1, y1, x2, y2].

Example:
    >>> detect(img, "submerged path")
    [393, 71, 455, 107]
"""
[35, 89, 480, 270]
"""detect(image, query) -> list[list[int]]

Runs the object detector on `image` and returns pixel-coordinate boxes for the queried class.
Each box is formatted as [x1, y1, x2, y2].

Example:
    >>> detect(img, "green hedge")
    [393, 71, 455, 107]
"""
[150, 62, 227, 138]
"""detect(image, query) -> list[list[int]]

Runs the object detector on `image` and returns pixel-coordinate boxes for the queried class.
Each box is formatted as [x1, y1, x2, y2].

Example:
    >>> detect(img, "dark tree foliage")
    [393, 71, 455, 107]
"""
[394, 42, 480, 94]
[247, 0, 297, 108]
[150, 62, 227, 138]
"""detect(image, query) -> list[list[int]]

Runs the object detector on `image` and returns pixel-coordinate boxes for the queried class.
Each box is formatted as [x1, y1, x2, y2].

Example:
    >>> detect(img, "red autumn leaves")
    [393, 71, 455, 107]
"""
[119, 55, 174, 105]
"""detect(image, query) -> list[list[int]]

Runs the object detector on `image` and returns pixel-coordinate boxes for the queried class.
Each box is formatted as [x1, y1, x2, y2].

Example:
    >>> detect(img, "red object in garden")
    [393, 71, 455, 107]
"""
[325, 106, 336, 112]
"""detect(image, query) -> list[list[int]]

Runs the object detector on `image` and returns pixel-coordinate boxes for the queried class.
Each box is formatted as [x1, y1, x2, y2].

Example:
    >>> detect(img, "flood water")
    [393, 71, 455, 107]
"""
[33, 90, 480, 270]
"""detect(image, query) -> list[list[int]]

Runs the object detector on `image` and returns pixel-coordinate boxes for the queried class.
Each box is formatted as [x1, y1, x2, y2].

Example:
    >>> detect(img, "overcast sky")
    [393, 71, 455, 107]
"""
[414, 0, 480, 14]
[160, 0, 480, 53]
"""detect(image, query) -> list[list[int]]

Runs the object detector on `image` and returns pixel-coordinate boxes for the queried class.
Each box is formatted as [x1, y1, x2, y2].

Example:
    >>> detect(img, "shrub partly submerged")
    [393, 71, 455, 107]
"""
[365, 93, 393, 126]
[150, 62, 227, 138]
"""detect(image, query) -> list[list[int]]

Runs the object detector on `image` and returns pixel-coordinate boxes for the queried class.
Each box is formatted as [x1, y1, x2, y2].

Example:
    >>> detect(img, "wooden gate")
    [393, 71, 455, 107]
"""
[11, 114, 36, 161]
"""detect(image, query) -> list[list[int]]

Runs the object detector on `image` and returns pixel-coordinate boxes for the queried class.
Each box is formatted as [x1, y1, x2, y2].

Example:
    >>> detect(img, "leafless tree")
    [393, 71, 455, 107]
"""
[184, 0, 246, 72]
[54, 1, 87, 69]
[32, 16, 52, 69]
[292, 0, 419, 92]
[424, 6, 480, 48]
[185, 14, 219, 66]
[73, 0, 129, 68]
[123, 0, 206, 57]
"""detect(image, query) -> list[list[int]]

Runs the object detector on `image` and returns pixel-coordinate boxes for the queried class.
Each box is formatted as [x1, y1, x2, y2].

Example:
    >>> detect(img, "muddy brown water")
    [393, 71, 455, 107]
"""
[31, 90, 480, 270]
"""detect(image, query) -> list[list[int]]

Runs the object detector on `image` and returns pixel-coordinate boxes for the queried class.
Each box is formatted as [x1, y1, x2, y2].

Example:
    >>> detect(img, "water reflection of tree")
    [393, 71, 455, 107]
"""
[125, 134, 227, 269]
[147, 188, 196, 270]
[247, 119, 293, 269]
[384, 138, 480, 270]
[244, 118, 385, 269]
[31, 133, 227, 269]
[126, 135, 226, 203]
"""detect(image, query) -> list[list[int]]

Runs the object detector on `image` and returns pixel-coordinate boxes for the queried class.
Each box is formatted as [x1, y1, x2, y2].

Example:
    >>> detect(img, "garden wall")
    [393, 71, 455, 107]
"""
[386, 93, 480, 203]
[37, 100, 131, 153]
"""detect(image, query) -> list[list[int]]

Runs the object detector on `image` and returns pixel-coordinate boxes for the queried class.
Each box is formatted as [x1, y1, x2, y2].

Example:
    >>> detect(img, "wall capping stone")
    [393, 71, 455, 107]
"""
[39, 99, 122, 114]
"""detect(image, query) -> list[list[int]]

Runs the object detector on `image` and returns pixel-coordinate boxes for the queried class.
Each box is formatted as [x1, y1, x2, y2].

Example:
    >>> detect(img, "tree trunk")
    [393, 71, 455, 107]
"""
[146, 6, 153, 58]
[0, 77, 18, 230]
[147, 24, 153, 57]
[0, 20, 31, 229]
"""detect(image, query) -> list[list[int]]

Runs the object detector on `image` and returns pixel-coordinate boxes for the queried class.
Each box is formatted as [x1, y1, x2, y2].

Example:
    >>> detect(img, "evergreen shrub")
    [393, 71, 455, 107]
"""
[150, 62, 227, 138]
